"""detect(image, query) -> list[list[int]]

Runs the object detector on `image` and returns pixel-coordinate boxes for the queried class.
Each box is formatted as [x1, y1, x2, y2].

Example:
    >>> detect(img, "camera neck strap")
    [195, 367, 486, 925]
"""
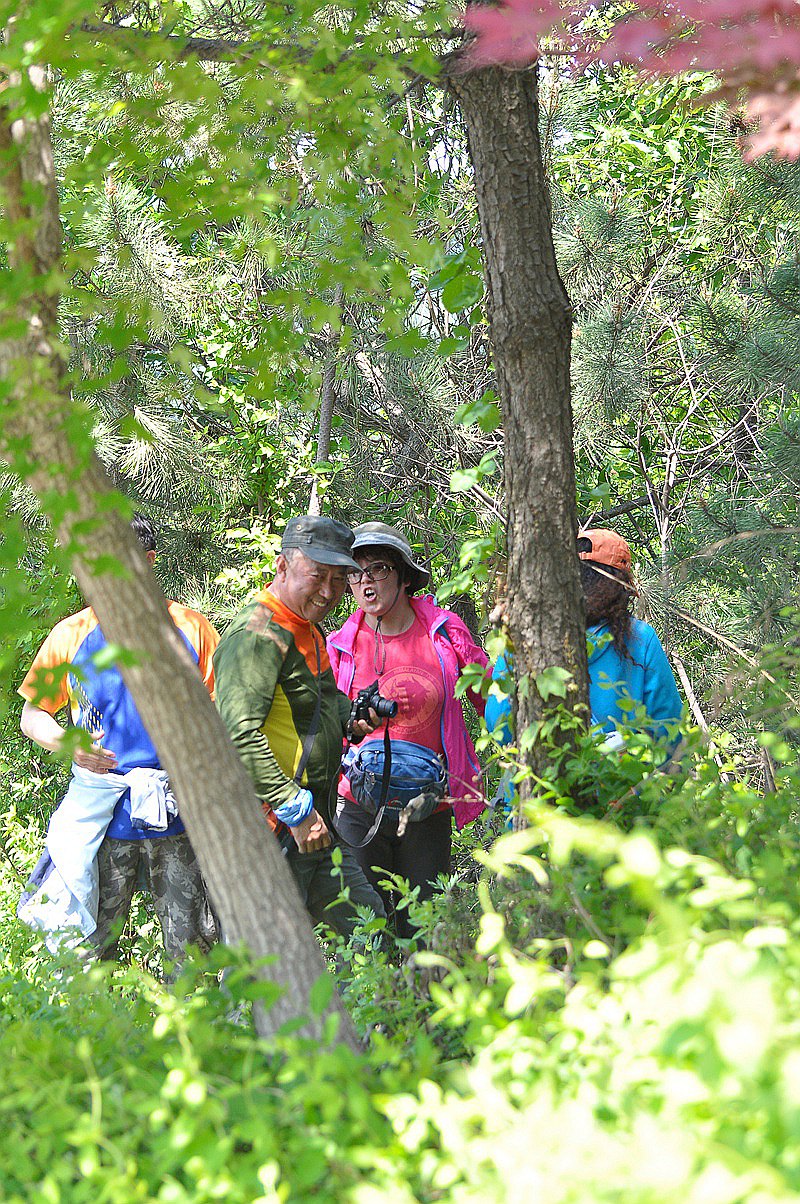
[377, 722, 392, 811]
[293, 628, 323, 787]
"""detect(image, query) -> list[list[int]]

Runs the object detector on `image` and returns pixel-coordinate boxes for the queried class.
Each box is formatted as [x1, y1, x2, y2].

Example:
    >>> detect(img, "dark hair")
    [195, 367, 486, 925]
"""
[131, 512, 157, 553]
[581, 560, 634, 660]
[400, 557, 426, 597]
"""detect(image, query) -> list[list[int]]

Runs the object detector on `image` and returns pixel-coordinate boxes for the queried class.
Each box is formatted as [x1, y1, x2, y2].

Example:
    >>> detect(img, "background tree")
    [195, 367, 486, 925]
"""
[0, 56, 366, 1048]
[0, 0, 459, 1040]
[415, 55, 800, 773]
[446, 57, 589, 799]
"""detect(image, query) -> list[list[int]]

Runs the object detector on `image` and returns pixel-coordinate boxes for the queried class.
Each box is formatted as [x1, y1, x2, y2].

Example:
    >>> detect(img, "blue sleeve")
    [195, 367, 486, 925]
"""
[642, 631, 683, 732]
[485, 654, 513, 744]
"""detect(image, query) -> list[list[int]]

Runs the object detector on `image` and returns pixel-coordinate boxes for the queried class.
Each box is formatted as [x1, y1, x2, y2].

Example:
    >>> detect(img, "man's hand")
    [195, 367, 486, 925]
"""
[21, 703, 118, 774]
[289, 808, 332, 854]
[73, 730, 118, 774]
[349, 706, 380, 744]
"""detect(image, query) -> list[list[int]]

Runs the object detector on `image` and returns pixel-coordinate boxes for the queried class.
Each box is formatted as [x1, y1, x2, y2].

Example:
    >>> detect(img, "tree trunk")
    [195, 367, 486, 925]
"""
[309, 283, 344, 516]
[447, 61, 589, 803]
[0, 70, 358, 1050]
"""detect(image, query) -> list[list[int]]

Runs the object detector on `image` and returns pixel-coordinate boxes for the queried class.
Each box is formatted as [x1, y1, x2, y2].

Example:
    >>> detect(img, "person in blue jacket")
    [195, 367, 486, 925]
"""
[577, 527, 682, 740]
[486, 528, 682, 753]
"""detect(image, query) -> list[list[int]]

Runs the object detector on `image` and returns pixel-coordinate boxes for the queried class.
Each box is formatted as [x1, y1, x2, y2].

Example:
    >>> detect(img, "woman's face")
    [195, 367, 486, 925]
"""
[349, 549, 407, 618]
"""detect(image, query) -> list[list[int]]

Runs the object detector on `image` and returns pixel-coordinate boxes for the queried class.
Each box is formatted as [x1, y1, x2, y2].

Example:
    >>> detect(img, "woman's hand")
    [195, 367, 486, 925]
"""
[349, 707, 380, 744]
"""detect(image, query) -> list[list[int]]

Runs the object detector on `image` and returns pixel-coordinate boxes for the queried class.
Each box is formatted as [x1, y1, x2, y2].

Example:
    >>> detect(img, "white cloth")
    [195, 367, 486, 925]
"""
[17, 765, 178, 951]
[125, 768, 178, 832]
[599, 731, 626, 753]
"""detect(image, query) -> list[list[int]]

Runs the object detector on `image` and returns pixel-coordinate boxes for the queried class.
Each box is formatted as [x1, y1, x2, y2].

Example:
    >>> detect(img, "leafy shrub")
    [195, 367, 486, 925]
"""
[2, 726, 800, 1202]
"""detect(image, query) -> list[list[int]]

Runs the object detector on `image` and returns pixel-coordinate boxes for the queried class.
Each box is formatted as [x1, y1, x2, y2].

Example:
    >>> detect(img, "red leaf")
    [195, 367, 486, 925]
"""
[465, 0, 800, 158]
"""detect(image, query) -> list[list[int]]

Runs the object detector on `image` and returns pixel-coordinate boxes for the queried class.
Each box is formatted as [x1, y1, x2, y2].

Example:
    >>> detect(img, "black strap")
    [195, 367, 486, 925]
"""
[377, 724, 392, 809]
[293, 630, 323, 787]
[330, 724, 395, 850]
[341, 806, 386, 850]
[346, 725, 393, 848]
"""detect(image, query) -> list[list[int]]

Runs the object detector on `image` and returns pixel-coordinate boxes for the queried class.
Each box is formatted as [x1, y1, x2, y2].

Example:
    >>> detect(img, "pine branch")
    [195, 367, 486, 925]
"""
[77, 19, 293, 63]
[671, 606, 797, 705]
[74, 19, 455, 76]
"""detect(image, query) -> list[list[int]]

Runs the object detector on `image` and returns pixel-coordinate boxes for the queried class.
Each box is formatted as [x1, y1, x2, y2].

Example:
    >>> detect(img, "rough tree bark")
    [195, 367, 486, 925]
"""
[0, 69, 358, 1051]
[446, 60, 589, 805]
[309, 283, 344, 516]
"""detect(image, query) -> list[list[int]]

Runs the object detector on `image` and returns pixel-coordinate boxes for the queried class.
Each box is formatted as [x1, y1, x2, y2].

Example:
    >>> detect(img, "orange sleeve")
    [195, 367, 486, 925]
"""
[193, 613, 220, 698]
[168, 603, 220, 699]
[17, 610, 97, 715]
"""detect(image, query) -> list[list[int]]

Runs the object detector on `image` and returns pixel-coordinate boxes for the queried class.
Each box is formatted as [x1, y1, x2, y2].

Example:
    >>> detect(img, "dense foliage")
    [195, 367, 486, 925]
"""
[3, 739, 800, 1201]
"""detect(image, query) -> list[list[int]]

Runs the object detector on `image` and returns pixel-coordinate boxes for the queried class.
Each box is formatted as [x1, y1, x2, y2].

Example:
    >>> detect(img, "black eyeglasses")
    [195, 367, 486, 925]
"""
[347, 561, 396, 585]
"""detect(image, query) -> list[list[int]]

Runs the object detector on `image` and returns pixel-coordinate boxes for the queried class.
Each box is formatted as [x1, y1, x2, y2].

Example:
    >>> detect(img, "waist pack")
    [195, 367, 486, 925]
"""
[344, 738, 447, 827]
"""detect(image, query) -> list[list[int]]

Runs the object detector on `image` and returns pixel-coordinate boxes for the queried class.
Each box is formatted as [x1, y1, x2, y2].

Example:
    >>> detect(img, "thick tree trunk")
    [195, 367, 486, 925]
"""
[308, 285, 343, 516]
[447, 62, 589, 802]
[0, 71, 358, 1050]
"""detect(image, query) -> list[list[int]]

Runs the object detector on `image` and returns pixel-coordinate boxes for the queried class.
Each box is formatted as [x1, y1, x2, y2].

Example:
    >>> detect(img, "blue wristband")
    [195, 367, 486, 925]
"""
[274, 787, 314, 827]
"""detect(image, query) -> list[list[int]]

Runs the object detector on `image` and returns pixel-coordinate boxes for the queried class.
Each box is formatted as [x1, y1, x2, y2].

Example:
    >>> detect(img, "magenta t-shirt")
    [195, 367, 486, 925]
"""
[339, 615, 446, 806]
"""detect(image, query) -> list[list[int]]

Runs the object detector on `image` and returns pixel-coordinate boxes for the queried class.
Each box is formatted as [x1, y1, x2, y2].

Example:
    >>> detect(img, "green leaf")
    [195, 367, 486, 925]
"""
[584, 940, 611, 959]
[535, 666, 572, 701]
[308, 972, 334, 1016]
[441, 273, 483, 314]
[454, 390, 501, 432]
[91, 643, 142, 671]
[450, 466, 482, 493]
[449, 450, 497, 494]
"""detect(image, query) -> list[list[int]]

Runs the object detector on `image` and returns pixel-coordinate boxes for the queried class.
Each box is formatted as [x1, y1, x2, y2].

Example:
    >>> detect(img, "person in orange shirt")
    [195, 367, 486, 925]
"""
[18, 514, 219, 972]
[213, 514, 384, 939]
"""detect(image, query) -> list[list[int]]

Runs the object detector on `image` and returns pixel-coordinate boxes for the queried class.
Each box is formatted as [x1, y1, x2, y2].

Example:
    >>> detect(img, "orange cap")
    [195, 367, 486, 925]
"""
[578, 528, 632, 573]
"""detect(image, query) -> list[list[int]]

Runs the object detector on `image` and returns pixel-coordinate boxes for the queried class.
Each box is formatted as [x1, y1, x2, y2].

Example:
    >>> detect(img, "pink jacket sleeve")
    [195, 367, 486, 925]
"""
[444, 614, 489, 718]
[326, 634, 342, 686]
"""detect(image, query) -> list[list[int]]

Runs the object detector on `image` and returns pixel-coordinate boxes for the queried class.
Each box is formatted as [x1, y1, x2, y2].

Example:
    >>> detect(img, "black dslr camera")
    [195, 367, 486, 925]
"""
[348, 679, 398, 738]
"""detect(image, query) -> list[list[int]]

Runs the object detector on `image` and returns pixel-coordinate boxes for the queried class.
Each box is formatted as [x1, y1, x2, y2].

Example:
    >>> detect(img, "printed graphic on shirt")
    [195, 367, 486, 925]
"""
[349, 618, 446, 755]
[373, 664, 444, 744]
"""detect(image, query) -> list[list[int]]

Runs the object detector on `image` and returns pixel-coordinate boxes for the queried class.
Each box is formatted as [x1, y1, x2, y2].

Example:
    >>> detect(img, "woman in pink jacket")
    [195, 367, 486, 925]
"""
[328, 521, 488, 938]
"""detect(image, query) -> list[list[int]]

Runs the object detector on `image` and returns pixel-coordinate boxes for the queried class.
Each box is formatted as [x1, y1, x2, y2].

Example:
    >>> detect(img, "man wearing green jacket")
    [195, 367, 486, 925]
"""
[214, 515, 384, 938]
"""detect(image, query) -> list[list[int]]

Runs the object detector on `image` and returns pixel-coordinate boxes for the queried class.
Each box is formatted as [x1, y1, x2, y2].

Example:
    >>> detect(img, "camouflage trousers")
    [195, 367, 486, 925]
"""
[91, 833, 218, 975]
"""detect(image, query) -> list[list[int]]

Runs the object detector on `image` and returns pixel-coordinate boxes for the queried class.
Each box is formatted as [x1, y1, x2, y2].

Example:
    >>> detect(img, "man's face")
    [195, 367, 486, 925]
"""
[273, 550, 348, 622]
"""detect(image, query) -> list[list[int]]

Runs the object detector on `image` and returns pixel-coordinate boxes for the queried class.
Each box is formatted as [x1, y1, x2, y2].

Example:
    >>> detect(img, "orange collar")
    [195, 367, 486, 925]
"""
[257, 587, 309, 629]
[256, 588, 329, 674]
